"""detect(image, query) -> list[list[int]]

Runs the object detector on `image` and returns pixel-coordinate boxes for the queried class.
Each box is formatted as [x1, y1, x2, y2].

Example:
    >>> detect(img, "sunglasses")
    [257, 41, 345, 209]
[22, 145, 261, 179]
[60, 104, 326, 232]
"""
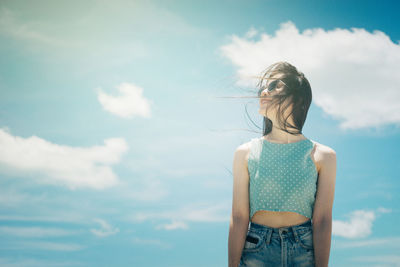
[257, 79, 290, 97]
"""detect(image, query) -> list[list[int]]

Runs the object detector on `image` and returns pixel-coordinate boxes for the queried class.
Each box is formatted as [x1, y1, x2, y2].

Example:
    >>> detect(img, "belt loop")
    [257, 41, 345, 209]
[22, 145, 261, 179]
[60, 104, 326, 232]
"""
[291, 226, 299, 243]
[266, 229, 272, 245]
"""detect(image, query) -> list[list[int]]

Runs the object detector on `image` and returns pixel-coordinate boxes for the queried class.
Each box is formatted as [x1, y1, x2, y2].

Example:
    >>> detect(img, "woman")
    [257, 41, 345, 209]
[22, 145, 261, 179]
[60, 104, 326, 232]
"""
[228, 61, 336, 267]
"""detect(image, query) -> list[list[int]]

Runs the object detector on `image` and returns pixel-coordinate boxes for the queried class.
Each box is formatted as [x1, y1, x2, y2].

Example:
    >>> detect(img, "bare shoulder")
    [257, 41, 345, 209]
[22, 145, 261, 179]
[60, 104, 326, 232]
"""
[234, 140, 252, 153]
[313, 141, 336, 156]
[234, 140, 252, 167]
[311, 140, 337, 173]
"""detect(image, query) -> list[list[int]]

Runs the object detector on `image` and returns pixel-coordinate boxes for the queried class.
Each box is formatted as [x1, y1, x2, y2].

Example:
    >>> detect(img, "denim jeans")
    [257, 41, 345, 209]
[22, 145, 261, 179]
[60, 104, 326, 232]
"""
[239, 219, 315, 267]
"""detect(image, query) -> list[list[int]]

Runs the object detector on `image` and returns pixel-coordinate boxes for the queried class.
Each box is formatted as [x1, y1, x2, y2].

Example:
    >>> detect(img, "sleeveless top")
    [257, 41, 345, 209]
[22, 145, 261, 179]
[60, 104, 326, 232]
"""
[247, 137, 318, 221]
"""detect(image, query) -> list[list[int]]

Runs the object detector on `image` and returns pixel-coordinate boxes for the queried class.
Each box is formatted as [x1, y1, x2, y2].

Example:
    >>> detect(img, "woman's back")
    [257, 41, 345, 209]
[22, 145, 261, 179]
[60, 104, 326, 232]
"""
[244, 135, 321, 228]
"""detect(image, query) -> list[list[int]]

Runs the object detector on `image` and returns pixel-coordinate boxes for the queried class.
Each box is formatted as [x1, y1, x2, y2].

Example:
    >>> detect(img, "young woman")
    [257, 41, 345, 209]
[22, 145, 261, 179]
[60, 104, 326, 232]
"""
[228, 61, 336, 267]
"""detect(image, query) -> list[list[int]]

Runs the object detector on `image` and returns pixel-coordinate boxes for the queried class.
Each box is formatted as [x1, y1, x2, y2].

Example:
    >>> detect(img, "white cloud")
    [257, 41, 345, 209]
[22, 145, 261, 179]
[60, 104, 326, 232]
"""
[219, 21, 400, 130]
[0, 215, 86, 223]
[0, 0, 206, 45]
[0, 257, 83, 267]
[155, 220, 189, 231]
[0, 1, 209, 74]
[245, 26, 258, 39]
[0, 128, 128, 190]
[0, 188, 45, 208]
[334, 236, 400, 249]
[333, 209, 376, 238]
[376, 207, 392, 214]
[97, 83, 152, 119]
[90, 218, 120, 237]
[0, 226, 79, 238]
[130, 200, 231, 229]
[0, 7, 68, 47]
[2, 241, 84, 251]
[0, 6, 149, 73]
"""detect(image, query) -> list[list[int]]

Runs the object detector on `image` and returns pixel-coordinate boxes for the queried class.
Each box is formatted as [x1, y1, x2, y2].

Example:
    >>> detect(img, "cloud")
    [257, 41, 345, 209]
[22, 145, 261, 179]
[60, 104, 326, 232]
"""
[245, 26, 258, 39]
[90, 218, 119, 237]
[0, 7, 68, 47]
[2, 241, 84, 251]
[0, 128, 128, 190]
[0, 226, 79, 238]
[0, 6, 149, 73]
[0, 215, 86, 223]
[97, 83, 152, 119]
[376, 207, 392, 214]
[0, 257, 83, 267]
[334, 236, 400, 249]
[155, 220, 189, 231]
[219, 21, 400, 130]
[333, 209, 377, 238]
[0, 1, 209, 73]
[0, 0, 206, 45]
[0, 188, 46, 208]
[130, 200, 231, 229]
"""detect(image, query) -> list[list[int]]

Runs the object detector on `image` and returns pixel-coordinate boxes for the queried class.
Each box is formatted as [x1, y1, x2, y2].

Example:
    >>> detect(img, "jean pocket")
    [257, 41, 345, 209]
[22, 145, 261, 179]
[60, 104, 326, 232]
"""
[243, 231, 264, 252]
[297, 229, 314, 250]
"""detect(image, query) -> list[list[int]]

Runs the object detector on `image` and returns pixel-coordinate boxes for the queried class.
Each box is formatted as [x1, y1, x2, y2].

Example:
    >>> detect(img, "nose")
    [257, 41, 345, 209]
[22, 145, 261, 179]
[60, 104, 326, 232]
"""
[260, 88, 271, 98]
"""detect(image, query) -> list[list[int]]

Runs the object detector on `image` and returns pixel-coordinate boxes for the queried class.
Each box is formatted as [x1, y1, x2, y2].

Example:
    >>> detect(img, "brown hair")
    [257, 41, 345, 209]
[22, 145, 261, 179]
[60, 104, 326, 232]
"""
[256, 61, 312, 136]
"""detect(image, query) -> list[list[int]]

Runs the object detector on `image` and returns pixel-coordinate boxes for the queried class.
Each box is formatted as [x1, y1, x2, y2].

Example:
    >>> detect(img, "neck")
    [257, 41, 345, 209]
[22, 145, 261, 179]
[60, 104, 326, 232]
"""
[265, 125, 305, 143]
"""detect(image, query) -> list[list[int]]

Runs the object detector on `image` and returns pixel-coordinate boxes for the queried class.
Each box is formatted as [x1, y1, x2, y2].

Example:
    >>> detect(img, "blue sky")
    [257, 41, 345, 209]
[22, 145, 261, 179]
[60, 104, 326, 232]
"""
[0, 0, 400, 266]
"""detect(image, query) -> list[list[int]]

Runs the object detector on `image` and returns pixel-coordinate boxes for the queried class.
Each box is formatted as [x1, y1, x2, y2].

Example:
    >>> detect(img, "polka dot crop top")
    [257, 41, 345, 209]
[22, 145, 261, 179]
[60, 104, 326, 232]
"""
[247, 137, 319, 221]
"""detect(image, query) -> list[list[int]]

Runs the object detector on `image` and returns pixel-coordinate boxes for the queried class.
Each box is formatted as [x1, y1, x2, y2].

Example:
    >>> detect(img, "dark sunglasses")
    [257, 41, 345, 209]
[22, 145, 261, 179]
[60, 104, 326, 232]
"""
[257, 79, 290, 97]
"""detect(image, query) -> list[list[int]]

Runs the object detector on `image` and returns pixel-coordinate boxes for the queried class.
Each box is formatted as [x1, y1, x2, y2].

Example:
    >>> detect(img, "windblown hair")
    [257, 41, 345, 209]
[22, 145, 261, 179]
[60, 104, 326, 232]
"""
[256, 61, 312, 136]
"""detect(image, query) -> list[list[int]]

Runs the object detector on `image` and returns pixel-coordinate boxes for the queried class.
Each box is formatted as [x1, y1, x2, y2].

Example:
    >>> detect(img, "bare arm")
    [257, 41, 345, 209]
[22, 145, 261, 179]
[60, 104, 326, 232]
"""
[312, 147, 337, 267]
[228, 143, 251, 267]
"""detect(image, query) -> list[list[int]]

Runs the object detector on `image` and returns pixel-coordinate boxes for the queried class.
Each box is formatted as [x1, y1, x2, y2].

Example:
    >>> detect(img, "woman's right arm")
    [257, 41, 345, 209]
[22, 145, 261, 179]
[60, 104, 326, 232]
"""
[228, 143, 251, 267]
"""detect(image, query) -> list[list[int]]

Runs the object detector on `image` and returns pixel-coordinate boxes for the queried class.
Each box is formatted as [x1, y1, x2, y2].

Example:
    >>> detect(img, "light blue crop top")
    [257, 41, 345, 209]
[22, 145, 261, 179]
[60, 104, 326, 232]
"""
[247, 137, 318, 221]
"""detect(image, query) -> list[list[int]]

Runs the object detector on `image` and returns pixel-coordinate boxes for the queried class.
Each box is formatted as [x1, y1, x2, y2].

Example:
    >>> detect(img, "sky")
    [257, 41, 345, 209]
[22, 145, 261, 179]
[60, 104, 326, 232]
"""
[0, 0, 400, 266]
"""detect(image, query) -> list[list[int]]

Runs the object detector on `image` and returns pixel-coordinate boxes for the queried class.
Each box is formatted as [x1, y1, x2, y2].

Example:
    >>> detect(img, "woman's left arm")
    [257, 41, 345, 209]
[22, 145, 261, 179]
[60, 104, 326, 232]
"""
[312, 147, 337, 267]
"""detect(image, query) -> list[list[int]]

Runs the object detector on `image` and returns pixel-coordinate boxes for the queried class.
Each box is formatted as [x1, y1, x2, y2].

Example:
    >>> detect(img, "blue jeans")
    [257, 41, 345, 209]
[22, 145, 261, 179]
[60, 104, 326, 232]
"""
[239, 219, 315, 267]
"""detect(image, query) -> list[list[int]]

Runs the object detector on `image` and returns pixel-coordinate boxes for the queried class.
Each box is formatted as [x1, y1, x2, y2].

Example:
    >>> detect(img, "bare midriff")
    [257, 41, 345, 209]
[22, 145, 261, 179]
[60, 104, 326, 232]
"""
[251, 210, 311, 228]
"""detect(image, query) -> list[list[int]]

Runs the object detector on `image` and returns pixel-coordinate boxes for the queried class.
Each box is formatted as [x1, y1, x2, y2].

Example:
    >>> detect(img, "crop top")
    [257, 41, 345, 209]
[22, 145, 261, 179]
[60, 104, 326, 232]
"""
[247, 137, 318, 221]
